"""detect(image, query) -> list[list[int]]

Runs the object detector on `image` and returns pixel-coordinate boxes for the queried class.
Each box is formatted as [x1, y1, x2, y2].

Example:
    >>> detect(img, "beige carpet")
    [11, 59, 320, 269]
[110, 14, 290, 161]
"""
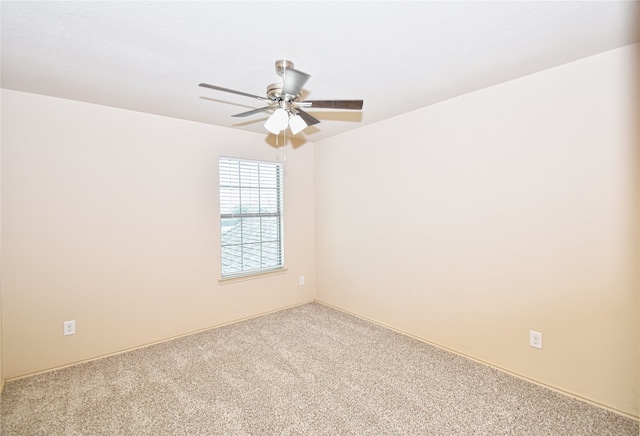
[1, 302, 637, 435]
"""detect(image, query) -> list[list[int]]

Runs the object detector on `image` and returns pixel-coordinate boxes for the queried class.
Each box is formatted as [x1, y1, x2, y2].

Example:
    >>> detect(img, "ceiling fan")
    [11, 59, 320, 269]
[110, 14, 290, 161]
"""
[199, 60, 363, 135]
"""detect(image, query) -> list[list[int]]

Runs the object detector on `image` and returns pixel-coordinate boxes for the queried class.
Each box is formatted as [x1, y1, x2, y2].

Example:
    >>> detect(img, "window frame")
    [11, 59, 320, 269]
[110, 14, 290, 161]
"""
[218, 157, 284, 279]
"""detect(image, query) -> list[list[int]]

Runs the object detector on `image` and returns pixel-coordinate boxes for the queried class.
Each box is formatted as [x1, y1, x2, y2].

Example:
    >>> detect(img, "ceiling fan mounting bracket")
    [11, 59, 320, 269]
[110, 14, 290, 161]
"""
[275, 59, 294, 77]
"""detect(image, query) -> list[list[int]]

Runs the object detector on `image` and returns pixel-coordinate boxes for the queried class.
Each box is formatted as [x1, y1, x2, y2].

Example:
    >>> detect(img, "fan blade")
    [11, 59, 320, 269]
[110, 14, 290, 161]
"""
[295, 109, 321, 127]
[282, 68, 311, 97]
[302, 100, 363, 110]
[231, 107, 273, 117]
[199, 83, 268, 101]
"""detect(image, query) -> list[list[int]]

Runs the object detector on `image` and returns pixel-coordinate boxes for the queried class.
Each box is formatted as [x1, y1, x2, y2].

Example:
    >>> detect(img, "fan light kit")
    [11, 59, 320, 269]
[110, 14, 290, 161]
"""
[199, 60, 363, 135]
[264, 108, 289, 134]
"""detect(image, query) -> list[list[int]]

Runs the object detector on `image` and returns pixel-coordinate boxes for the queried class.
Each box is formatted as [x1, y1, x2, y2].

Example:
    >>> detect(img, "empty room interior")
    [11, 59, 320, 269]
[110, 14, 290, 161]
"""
[0, 1, 639, 433]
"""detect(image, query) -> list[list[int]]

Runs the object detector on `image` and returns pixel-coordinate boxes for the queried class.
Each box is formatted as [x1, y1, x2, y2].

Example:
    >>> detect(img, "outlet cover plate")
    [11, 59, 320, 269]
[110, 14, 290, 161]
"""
[530, 330, 542, 349]
[64, 320, 76, 336]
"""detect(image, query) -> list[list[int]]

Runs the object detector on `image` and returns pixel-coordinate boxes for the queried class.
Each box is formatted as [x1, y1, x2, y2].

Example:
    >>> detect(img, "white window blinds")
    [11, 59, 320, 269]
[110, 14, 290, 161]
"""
[219, 157, 283, 277]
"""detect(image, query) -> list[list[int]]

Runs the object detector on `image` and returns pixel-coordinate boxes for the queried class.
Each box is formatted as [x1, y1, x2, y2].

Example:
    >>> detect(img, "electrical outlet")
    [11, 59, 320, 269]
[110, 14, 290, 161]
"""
[64, 320, 76, 336]
[299, 276, 305, 285]
[530, 330, 542, 349]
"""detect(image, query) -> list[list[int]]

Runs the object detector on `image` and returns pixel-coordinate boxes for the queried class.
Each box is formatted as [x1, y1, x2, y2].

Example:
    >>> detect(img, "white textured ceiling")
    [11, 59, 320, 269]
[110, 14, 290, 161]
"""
[2, 1, 639, 142]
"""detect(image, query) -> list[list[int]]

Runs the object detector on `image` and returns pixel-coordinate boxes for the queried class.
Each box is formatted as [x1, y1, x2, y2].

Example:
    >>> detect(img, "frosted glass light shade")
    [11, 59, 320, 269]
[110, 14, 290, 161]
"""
[264, 109, 289, 134]
[288, 114, 307, 135]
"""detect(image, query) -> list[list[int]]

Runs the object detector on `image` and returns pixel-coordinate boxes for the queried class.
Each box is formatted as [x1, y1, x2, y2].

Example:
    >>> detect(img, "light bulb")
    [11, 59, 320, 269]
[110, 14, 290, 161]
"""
[264, 108, 289, 134]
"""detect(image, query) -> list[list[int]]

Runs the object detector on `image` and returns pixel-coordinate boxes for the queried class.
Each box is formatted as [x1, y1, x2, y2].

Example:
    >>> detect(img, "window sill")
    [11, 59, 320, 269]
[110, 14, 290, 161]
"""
[219, 268, 288, 285]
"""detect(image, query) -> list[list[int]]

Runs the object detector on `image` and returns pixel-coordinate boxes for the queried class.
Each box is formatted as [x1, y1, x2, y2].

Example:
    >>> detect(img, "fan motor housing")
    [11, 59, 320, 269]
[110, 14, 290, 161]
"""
[266, 82, 301, 103]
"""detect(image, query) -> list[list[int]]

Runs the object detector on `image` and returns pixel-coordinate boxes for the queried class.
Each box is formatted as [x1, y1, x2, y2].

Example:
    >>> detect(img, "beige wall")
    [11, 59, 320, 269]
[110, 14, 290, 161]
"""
[1, 104, 3, 392]
[0, 90, 315, 378]
[315, 44, 639, 417]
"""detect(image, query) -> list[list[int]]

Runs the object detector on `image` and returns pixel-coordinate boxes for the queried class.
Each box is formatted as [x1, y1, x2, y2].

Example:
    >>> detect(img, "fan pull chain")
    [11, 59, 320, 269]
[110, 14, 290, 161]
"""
[282, 128, 287, 175]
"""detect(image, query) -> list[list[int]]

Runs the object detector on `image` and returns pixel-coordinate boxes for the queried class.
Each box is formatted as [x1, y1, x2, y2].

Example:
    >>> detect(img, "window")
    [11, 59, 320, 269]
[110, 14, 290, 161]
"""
[219, 157, 283, 277]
